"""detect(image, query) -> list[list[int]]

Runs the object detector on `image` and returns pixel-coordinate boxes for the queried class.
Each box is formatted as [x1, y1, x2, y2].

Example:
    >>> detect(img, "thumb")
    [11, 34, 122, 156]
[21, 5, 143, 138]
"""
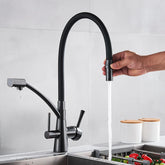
[110, 59, 130, 70]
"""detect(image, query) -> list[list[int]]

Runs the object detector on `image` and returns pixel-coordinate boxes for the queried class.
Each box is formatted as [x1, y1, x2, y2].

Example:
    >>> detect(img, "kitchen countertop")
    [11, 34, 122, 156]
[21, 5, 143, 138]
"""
[0, 136, 165, 163]
[112, 135, 165, 149]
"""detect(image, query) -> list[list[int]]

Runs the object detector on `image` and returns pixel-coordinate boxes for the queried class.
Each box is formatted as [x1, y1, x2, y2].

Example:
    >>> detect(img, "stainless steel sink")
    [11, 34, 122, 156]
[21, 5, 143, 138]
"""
[0, 153, 120, 165]
[3, 145, 165, 165]
[0, 154, 66, 165]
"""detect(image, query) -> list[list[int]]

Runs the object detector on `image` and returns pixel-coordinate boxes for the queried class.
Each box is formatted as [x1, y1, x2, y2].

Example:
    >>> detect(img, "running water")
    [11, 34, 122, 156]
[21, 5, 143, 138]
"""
[107, 81, 112, 161]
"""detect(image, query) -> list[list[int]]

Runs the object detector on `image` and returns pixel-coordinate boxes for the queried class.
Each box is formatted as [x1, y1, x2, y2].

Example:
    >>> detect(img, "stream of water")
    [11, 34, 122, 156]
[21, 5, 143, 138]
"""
[107, 81, 112, 161]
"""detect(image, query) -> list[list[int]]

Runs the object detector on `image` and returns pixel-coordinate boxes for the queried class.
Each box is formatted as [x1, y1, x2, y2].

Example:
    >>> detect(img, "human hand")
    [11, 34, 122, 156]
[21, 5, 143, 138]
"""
[102, 51, 147, 77]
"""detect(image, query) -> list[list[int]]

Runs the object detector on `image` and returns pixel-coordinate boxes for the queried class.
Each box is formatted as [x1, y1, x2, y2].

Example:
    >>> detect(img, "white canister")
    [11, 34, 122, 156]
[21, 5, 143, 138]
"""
[139, 118, 160, 142]
[120, 120, 142, 144]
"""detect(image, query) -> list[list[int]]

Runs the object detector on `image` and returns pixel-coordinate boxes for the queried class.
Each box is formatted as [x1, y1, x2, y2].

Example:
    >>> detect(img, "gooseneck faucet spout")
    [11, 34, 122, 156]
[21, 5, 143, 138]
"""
[56, 12, 113, 152]
[7, 12, 113, 154]
[58, 12, 113, 102]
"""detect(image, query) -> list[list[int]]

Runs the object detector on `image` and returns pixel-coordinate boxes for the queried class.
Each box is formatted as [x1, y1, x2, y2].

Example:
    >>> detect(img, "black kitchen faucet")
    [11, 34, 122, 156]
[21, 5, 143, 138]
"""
[7, 12, 113, 153]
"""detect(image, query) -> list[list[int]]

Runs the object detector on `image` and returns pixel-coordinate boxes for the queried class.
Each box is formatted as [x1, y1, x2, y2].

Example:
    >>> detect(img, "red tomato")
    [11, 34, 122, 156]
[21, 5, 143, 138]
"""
[129, 153, 139, 159]
[141, 154, 153, 163]
[160, 159, 165, 163]
[129, 153, 141, 165]
[134, 162, 141, 165]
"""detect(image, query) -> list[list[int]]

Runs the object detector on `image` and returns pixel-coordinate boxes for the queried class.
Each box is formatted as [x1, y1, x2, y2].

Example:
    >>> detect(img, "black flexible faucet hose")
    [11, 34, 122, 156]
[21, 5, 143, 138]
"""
[58, 12, 113, 102]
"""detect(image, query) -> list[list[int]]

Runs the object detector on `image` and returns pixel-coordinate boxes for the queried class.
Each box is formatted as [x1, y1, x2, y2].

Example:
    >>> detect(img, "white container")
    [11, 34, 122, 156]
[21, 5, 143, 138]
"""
[139, 118, 160, 142]
[120, 120, 142, 144]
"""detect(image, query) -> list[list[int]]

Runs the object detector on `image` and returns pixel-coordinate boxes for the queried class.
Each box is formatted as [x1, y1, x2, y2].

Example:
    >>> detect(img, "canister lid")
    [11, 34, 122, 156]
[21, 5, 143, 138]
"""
[120, 120, 143, 124]
[139, 118, 160, 122]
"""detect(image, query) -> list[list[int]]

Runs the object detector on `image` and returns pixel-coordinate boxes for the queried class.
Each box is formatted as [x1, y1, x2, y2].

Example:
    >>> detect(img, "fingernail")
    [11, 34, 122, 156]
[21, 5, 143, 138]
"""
[110, 63, 115, 68]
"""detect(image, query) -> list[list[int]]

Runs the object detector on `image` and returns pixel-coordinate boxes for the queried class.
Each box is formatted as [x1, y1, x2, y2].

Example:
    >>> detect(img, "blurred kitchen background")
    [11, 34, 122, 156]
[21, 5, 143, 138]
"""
[0, 0, 165, 155]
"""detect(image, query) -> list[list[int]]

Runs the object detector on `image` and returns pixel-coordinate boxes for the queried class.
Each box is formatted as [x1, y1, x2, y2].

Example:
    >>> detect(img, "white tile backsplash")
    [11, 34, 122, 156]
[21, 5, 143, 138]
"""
[90, 0, 165, 34]
[141, 0, 165, 34]
[0, 29, 92, 153]
[90, 0, 145, 33]
[0, 0, 165, 155]
[0, 0, 90, 31]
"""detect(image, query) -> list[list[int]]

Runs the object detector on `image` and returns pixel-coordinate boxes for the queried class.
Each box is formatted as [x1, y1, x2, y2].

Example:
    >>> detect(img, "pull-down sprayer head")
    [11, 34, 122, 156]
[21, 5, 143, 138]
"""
[105, 60, 113, 81]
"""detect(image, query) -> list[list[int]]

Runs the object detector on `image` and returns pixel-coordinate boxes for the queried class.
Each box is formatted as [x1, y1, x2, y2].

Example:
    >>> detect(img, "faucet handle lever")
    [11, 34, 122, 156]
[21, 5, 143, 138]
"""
[76, 110, 85, 128]
[48, 112, 51, 131]
[67, 110, 85, 141]
[44, 112, 61, 139]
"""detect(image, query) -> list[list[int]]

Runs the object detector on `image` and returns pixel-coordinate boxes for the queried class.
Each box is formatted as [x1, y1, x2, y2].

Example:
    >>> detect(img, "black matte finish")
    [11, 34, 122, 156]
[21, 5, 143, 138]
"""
[58, 12, 113, 101]
[56, 12, 113, 153]
[105, 60, 113, 81]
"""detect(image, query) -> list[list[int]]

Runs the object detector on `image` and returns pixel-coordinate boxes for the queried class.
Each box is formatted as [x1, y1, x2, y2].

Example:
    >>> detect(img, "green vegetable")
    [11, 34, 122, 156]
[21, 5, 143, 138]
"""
[158, 160, 163, 164]
[123, 160, 128, 163]
[111, 158, 116, 161]
[111, 158, 121, 162]
[123, 155, 129, 163]
[137, 156, 142, 160]
[160, 163, 165, 165]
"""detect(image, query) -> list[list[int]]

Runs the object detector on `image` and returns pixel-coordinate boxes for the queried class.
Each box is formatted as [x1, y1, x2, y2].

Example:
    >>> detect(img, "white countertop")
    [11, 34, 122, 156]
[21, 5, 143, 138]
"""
[111, 135, 165, 149]
[0, 136, 165, 163]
